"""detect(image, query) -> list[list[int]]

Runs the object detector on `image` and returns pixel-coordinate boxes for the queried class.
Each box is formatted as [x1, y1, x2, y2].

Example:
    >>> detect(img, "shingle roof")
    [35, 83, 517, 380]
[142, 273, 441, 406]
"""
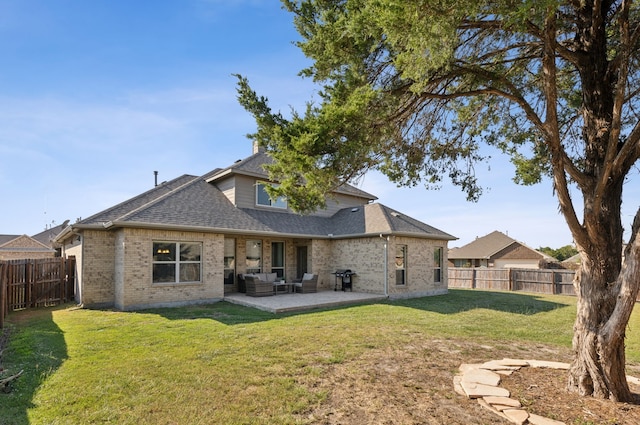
[206, 152, 378, 201]
[63, 156, 454, 241]
[448, 230, 519, 259]
[32, 220, 70, 247]
[0, 235, 21, 246]
[82, 174, 200, 225]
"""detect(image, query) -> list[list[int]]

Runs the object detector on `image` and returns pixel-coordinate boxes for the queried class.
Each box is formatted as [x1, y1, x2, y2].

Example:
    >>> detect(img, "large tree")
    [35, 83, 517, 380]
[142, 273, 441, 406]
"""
[236, 0, 640, 401]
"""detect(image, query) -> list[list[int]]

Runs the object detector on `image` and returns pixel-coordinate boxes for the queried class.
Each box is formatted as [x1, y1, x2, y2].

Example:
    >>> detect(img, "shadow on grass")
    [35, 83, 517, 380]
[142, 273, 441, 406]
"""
[1, 306, 68, 425]
[392, 288, 572, 315]
[142, 289, 572, 326]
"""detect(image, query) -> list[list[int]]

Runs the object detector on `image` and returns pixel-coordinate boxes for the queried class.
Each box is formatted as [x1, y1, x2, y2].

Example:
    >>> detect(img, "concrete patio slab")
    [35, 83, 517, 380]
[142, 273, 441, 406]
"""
[224, 290, 388, 313]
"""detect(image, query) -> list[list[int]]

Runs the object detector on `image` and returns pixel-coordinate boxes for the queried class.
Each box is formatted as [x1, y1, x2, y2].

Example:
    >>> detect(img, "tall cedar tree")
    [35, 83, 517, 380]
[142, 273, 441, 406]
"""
[236, 0, 640, 401]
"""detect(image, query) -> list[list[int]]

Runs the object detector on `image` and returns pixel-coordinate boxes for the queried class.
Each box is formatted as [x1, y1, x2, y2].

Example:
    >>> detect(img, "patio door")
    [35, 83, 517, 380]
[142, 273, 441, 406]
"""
[296, 246, 308, 279]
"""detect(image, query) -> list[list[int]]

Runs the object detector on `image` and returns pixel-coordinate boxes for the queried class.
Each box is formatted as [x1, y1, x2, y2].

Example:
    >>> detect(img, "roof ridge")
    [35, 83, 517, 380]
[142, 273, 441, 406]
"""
[81, 174, 198, 224]
[113, 175, 204, 223]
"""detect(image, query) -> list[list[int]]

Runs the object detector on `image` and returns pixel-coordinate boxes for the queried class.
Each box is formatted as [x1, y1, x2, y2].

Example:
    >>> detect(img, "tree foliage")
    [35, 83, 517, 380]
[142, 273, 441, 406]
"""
[237, 0, 640, 401]
[539, 245, 579, 261]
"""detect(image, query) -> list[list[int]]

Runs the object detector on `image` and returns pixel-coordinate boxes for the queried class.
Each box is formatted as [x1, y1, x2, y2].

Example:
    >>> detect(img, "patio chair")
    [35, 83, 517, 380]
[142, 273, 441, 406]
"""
[245, 275, 274, 297]
[293, 273, 318, 293]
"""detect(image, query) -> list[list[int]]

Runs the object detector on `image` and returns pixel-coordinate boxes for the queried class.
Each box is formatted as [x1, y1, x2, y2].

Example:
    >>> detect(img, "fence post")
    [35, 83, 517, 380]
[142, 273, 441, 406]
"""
[551, 270, 557, 295]
[0, 262, 5, 329]
[472, 268, 476, 289]
[26, 260, 33, 308]
[508, 268, 514, 291]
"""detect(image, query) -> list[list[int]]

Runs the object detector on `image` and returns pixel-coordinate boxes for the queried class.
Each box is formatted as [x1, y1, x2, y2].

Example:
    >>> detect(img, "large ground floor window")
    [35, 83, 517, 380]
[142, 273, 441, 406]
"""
[152, 241, 202, 284]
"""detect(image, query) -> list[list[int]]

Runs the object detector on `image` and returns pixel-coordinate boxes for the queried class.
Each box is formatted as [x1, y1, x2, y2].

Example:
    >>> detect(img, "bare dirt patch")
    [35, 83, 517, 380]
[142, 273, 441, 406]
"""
[296, 339, 640, 424]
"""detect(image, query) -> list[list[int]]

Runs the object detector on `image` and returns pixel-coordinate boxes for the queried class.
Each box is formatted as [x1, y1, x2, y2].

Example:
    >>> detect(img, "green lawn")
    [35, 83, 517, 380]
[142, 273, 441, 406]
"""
[2, 289, 640, 424]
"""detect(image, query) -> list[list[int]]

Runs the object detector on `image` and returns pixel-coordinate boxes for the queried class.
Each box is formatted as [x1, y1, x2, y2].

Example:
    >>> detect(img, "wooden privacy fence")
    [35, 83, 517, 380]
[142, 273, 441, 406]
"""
[0, 257, 75, 328]
[448, 267, 576, 296]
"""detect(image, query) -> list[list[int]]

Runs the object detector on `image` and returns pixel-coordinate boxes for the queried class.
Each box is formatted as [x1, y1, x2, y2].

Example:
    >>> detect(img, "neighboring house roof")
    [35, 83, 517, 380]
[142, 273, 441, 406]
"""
[448, 230, 545, 260]
[0, 235, 21, 245]
[0, 234, 55, 254]
[58, 154, 454, 242]
[32, 220, 70, 248]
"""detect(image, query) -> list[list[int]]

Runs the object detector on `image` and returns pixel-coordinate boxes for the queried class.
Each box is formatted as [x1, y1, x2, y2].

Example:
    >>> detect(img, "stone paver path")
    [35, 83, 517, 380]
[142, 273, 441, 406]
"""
[453, 358, 570, 425]
[454, 358, 640, 424]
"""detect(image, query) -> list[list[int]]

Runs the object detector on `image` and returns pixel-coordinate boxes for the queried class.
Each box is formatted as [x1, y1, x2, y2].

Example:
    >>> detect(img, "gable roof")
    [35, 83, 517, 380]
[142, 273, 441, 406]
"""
[57, 154, 454, 242]
[206, 151, 378, 201]
[0, 234, 55, 254]
[448, 230, 524, 259]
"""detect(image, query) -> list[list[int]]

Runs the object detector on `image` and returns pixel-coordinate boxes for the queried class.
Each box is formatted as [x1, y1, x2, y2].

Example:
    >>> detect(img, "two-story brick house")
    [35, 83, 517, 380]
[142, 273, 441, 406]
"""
[56, 145, 456, 311]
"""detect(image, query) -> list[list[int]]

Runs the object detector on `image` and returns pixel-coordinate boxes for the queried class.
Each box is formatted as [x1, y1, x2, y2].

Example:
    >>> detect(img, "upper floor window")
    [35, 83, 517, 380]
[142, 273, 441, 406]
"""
[256, 183, 287, 209]
[152, 241, 201, 284]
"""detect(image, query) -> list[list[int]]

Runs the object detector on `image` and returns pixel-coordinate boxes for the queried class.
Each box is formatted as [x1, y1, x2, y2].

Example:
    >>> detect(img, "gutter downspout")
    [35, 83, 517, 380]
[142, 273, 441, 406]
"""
[380, 234, 389, 297]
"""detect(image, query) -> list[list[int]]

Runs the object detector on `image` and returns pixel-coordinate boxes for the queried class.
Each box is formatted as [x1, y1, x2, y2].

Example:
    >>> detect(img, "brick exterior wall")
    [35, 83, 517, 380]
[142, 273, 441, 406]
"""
[71, 229, 449, 311]
[328, 236, 448, 297]
[79, 229, 116, 308]
[114, 228, 224, 311]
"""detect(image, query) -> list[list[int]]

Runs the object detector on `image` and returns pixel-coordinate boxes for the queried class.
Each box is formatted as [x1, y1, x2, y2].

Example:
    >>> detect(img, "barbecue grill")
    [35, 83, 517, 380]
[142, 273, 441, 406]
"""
[333, 269, 356, 291]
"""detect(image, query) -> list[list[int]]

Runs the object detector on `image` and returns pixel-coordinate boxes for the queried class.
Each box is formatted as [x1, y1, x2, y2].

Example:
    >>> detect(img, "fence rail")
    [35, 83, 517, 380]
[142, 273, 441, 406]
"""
[0, 257, 75, 328]
[448, 267, 576, 296]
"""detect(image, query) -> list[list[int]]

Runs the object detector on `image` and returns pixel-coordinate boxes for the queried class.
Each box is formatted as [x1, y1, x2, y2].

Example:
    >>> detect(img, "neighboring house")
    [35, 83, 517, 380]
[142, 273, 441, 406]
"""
[448, 230, 553, 269]
[56, 143, 456, 311]
[31, 220, 70, 257]
[0, 234, 56, 260]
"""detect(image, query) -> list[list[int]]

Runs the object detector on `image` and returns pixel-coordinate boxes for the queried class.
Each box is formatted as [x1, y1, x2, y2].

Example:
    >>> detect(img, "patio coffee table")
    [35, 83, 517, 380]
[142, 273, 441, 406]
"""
[273, 281, 293, 295]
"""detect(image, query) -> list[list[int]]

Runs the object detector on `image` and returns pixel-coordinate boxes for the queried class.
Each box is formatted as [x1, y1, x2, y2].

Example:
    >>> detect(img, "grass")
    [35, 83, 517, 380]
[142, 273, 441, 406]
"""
[1, 289, 639, 424]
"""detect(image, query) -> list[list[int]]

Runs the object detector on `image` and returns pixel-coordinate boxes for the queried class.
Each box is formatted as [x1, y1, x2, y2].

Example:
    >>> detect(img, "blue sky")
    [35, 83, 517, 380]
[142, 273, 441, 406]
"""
[0, 0, 637, 248]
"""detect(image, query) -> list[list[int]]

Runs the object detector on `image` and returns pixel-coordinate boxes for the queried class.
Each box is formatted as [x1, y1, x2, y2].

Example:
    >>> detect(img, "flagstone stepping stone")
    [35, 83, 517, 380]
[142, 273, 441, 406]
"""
[497, 358, 531, 367]
[479, 360, 521, 371]
[452, 375, 466, 396]
[460, 381, 510, 398]
[483, 396, 521, 408]
[528, 413, 566, 425]
[462, 368, 502, 386]
[502, 408, 529, 424]
[627, 375, 640, 386]
[477, 398, 509, 420]
[525, 359, 570, 369]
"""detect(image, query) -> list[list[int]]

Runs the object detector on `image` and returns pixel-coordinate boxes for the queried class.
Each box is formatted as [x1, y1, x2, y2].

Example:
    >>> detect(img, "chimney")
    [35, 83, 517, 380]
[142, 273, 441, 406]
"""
[154, 171, 158, 187]
[252, 140, 265, 155]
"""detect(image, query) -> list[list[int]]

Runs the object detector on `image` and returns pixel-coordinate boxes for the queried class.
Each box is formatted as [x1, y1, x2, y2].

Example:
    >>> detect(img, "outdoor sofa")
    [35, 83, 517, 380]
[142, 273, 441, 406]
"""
[244, 273, 278, 297]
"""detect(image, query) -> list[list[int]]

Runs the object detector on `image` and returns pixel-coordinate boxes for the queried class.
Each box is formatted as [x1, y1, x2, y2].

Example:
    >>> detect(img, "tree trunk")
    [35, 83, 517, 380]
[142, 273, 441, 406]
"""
[568, 207, 640, 401]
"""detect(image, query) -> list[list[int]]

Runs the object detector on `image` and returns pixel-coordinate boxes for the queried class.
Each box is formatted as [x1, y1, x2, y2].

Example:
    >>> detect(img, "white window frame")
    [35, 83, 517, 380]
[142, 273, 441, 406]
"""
[434, 247, 443, 283]
[256, 182, 287, 209]
[396, 245, 407, 286]
[152, 241, 202, 284]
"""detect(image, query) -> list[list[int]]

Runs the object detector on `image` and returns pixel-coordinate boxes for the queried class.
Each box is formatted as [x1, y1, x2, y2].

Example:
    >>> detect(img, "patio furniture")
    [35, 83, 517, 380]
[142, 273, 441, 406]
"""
[294, 273, 318, 293]
[273, 281, 293, 295]
[245, 275, 274, 297]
